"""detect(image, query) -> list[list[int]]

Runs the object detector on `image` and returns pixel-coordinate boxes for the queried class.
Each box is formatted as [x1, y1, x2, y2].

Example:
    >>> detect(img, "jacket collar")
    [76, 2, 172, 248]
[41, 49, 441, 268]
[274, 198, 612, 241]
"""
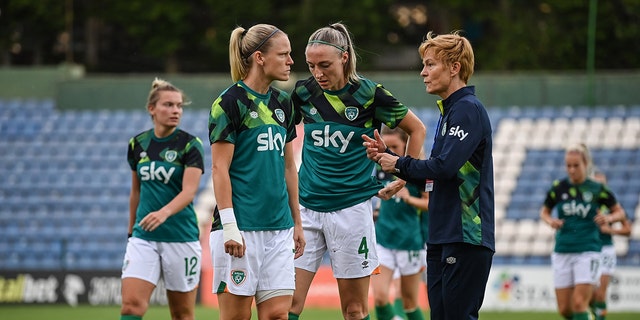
[436, 86, 475, 115]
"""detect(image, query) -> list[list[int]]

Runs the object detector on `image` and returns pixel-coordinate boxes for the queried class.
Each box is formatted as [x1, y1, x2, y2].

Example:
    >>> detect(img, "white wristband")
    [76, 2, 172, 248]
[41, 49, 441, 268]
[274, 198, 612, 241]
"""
[219, 207, 237, 225]
[219, 208, 242, 244]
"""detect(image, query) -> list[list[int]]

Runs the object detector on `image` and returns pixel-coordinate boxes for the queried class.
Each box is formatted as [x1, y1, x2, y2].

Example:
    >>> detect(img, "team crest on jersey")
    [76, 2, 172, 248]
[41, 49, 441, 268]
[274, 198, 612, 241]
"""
[345, 107, 359, 121]
[164, 150, 177, 162]
[250, 111, 259, 119]
[140, 151, 147, 158]
[310, 107, 318, 115]
[275, 109, 285, 123]
[582, 191, 593, 202]
[231, 270, 246, 285]
[562, 193, 569, 200]
[441, 122, 447, 136]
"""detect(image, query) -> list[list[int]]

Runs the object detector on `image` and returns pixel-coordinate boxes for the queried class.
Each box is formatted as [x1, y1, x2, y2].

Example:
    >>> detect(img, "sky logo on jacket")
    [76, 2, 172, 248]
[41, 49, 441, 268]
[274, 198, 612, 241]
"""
[448, 125, 469, 141]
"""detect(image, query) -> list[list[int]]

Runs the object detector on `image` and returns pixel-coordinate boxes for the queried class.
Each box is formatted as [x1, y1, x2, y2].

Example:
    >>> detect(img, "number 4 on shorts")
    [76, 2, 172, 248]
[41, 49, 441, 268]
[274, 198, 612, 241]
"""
[358, 237, 369, 259]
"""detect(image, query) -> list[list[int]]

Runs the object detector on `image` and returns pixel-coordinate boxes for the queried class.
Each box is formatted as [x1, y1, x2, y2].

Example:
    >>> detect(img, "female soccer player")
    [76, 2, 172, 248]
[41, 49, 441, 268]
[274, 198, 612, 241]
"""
[540, 144, 625, 320]
[121, 78, 204, 320]
[208, 24, 305, 320]
[289, 22, 426, 320]
[372, 126, 428, 320]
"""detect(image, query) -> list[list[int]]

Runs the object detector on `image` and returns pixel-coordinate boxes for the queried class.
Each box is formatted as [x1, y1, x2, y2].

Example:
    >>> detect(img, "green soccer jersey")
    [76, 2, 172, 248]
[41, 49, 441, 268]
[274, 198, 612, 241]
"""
[209, 81, 296, 231]
[127, 128, 205, 242]
[598, 205, 614, 246]
[375, 168, 425, 250]
[543, 178, 618, 253]
[293, 76, 408, 212]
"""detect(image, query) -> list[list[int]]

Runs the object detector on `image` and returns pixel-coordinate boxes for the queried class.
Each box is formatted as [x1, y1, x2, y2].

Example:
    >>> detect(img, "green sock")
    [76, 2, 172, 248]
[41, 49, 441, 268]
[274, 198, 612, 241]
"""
[393, 297, 406, 318]
[406, 308, 425, 320]
[362, 315, 370, 320]
[288, 312, 300, 320]
[375, 303, 395, 320]
[593, 301, 607, 320]
[572, 311, 592, 320]
[120, 316, 142, 320]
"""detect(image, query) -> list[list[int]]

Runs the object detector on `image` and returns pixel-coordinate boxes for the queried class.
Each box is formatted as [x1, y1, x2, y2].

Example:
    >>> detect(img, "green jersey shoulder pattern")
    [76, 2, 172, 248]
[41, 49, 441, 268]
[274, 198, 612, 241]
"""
[209, 81, 296, 231]
[293, 76, 409, 212]
[375, 168, 425, 250]
[543, 178, 617, 253]
[127, 128, 204, 242]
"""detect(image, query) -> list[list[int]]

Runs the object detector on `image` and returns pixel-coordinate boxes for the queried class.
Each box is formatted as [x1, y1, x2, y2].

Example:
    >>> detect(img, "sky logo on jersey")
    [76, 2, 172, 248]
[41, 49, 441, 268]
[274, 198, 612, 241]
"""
[140, 162, 175, 184]
[561, 200, 591, 218]
[257, 126, 285, 156]
[310, 124, 354, 153]
[448, 125, 469, 141]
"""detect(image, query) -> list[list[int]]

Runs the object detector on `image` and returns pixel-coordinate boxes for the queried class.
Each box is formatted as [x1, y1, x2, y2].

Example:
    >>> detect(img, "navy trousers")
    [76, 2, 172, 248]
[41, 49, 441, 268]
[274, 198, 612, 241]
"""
[426, 242, 494, 320]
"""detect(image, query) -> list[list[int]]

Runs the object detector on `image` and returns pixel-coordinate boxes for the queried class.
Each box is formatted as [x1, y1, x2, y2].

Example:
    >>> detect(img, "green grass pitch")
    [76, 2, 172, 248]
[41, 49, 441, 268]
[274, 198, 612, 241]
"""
[1, 305, 639, 320]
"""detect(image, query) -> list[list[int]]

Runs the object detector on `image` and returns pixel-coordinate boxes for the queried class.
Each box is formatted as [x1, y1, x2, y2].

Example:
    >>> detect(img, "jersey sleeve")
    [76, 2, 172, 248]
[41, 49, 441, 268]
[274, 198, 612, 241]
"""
[543, 180, 561, 209]
[184, 136, 205, 172]
[599, 184, 619, 209]
[127, 137, 137, 171]
[282, 92, 298, 143]
[373, 84, 409, 129]
[209, 89, 242, 145]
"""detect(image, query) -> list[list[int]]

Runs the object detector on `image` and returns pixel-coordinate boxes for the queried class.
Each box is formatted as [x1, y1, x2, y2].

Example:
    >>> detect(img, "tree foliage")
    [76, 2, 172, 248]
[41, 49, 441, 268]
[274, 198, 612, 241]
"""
[0, 0, 638, 72]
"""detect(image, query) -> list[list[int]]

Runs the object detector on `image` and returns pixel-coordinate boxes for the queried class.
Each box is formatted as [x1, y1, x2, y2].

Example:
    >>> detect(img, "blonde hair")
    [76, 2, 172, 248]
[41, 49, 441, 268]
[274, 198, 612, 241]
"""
[307, 22, 359, 84]
[418, 31, 475, 83]
[565, 142, 593, 176]
[229, 24, 280, 82]
[147, 77, 190, 108]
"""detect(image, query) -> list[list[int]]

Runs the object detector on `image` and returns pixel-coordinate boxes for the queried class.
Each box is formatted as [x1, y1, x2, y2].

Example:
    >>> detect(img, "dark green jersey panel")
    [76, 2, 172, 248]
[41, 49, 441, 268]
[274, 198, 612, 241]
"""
[127, 128, 204, 242]
[375, 168, 426, 250]
[544, 178, 618, 253]
[293, 76, 408, 212]
[209, 81, 296, 231]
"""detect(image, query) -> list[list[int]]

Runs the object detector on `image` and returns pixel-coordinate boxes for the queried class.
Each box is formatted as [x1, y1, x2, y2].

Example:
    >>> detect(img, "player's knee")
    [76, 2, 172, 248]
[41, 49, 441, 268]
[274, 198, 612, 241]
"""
[558, 306, 572, 318]
[169, 306, 194, 320]
[120, 298, 148, 316]
[373, 293, 388, 306]
[344, 301, 366, 320]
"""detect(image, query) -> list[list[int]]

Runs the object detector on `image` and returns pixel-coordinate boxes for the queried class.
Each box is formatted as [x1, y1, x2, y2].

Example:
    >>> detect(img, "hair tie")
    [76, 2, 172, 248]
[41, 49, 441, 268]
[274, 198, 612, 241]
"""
[243, 28, 280, 61]
[308, 40, 346, 52]
[241, 29, 248, 37]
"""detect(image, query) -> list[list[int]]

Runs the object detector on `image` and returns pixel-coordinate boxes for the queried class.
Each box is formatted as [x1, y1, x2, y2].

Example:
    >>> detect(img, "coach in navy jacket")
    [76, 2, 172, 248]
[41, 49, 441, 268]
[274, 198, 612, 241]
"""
[363, 31, 495, 320]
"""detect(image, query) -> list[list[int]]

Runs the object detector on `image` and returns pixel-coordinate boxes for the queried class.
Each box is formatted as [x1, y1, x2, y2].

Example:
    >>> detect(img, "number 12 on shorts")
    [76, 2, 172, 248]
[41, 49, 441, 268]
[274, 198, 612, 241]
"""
[184, 256, 198, 276]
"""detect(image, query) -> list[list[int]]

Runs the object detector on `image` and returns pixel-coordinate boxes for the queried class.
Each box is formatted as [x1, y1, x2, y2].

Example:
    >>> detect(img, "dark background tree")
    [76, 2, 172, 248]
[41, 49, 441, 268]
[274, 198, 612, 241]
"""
[1, 0, 638, 73]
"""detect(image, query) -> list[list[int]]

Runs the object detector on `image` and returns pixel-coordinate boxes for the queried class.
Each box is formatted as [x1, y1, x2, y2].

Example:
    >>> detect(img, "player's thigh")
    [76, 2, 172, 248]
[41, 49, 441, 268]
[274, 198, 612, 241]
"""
[122, 238, 162, 285]
[257, 229, 295, 291]
[600, 245, 616, 276]
[166, 288, 198, 316]
[573, 251, 601, 286]
[218, 292, 254, 320]
[159, 241, 201, 292]
[397, 248, 427, 276]
[211, 230, 261, 296]
[294, 206, 327, 273]
[326, 201, 379, 279]
[552, 252, 575, 289]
